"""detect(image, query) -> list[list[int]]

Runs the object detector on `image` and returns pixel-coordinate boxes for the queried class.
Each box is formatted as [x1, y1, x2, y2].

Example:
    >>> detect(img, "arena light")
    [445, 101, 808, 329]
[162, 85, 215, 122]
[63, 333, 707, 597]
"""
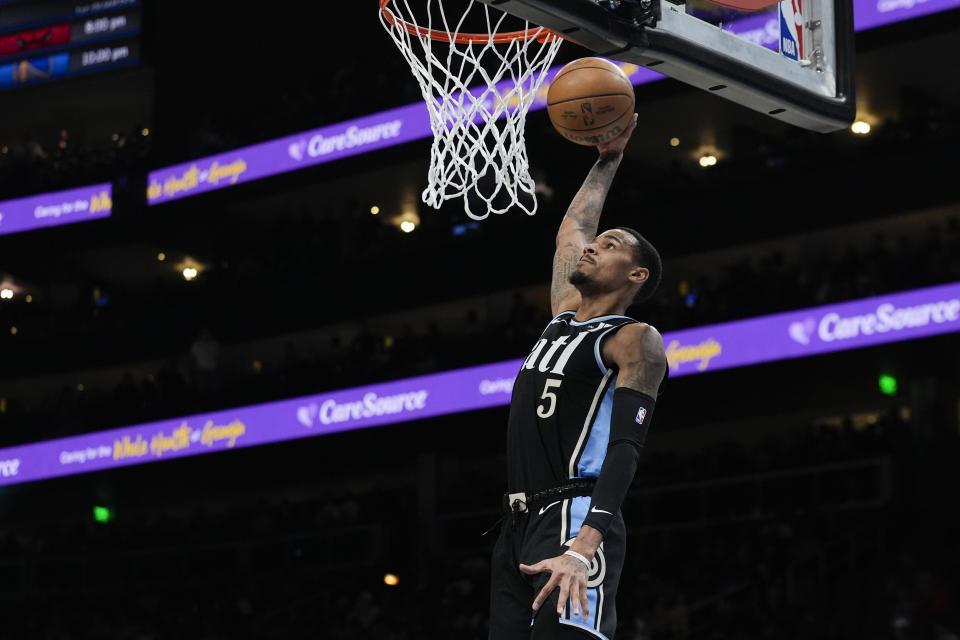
[176, 258, 205, 281]
[878, 374, 898, 396]
[669, 137, 680, 147]
[93, 505, 113, 523]
[699, 154, 717, 167]
[383, 573, 399, 586]
[0, 288, 12, 300]
[157, 252, 166, 262]
[370, 205, 380, 215]
[851, 120, 871, 135]
[395, 201, 420, 233]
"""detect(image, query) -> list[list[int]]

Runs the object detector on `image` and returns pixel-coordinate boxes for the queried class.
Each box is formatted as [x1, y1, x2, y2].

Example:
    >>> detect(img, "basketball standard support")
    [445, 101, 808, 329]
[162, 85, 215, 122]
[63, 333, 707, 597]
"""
[481, 0, 856, 133]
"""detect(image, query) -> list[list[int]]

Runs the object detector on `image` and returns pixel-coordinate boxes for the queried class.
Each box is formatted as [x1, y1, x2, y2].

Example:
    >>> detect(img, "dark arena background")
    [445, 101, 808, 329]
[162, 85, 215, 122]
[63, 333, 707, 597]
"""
[0, 1, 959, 638]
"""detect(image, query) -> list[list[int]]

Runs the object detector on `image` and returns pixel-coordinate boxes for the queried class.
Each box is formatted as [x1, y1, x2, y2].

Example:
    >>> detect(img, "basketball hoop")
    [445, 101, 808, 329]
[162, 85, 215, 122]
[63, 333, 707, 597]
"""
[379, 0, 564, 220]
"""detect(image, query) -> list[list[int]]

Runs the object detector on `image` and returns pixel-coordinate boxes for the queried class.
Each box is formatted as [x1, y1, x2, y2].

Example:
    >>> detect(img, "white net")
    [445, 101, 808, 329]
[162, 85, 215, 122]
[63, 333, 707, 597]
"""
[379, 0, 563, 220]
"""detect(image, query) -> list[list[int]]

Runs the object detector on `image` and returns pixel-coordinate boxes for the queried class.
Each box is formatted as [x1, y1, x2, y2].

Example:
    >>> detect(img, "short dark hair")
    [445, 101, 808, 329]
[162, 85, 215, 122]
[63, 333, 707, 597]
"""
[616, 226, 662, 305]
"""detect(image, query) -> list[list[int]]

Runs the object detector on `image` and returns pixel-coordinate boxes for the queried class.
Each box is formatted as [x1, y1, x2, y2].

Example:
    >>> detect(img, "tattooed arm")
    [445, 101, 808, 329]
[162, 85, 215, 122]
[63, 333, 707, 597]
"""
[551, 114, 639, 315]
[562, 321, 665, 550]
[606, 322, 668, 397]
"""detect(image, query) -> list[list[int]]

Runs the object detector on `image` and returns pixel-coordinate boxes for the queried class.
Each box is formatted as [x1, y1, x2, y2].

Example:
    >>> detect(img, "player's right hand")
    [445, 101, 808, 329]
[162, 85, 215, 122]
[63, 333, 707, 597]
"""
[597, 113, 638, 158]
[519, 554, 590, 620]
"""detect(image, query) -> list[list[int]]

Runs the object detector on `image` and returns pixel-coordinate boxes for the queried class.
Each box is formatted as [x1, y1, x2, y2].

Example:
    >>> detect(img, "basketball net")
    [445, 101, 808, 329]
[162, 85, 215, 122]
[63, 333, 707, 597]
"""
[379, 0, 563, 220]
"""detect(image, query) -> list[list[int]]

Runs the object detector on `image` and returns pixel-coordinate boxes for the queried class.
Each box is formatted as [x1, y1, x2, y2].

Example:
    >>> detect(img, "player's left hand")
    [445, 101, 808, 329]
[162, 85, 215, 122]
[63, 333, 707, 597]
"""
[596, 112, 638, 158]
[519, 554, 590, 620]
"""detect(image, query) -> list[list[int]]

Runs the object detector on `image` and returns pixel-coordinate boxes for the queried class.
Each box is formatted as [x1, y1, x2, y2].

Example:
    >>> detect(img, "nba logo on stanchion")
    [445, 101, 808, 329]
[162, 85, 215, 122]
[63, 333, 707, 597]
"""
[779, 0, 803, 61]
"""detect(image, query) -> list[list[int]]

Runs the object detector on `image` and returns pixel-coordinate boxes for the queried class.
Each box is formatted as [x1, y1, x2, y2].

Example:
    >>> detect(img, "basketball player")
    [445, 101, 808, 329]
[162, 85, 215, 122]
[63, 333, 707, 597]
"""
[489, 113, 666, 640]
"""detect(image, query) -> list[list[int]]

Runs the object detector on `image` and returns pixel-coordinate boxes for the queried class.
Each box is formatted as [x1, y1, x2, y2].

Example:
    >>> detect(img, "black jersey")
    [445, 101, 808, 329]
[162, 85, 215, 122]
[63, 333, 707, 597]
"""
[506, 311, 638, 493]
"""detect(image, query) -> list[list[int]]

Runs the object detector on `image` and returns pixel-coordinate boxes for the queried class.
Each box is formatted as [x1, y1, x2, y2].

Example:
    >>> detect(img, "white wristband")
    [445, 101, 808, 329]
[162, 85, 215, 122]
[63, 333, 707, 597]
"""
[564, 549, 591, 569]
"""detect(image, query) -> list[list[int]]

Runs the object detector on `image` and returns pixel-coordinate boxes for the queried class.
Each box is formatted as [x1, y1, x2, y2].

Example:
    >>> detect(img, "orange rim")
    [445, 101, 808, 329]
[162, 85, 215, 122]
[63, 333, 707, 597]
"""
[379, 0, 564, 44]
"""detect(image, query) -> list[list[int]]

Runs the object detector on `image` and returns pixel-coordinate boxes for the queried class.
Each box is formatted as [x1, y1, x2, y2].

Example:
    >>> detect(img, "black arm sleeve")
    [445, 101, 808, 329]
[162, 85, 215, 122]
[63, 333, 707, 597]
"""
[581, 387, 656, 537]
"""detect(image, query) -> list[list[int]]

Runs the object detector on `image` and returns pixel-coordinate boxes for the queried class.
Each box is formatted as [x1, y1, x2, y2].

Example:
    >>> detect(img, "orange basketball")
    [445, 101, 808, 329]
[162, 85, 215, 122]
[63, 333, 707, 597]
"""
[546, 57, 635, 146]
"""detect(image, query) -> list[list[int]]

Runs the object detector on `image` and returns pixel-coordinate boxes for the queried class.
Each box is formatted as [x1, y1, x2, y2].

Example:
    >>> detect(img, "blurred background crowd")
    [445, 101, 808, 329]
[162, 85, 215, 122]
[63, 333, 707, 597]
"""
[2, 406, 958, 640]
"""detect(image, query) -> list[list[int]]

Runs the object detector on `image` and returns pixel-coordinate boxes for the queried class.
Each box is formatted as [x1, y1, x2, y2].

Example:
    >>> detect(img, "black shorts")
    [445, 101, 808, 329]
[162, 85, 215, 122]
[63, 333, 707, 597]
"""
[489, 492, 626, 640]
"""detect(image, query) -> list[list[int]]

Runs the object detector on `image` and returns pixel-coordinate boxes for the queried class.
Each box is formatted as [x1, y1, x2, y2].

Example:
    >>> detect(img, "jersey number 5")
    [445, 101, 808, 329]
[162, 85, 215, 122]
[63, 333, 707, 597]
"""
[536, 378, 562, 418]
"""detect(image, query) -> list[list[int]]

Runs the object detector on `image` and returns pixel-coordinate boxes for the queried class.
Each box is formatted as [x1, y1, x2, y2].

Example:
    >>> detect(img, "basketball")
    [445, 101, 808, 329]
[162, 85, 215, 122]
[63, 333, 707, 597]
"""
[546, 57, 635, 146]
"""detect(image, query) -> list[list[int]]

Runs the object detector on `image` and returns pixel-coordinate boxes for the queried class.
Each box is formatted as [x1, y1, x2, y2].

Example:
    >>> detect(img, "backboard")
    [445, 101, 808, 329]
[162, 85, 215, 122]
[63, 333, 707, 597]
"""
[479, 0, 856, 132]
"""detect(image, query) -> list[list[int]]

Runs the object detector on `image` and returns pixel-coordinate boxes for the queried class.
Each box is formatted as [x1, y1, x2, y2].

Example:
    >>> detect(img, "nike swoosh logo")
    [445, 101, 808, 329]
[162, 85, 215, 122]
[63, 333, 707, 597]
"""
[591, 506, 613, 515]
[538, 500, 562, 515]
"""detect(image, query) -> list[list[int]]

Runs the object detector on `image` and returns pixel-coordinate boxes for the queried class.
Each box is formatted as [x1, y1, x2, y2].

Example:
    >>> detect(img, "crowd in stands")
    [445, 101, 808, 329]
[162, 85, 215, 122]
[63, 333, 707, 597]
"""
[0, 122, 153, 202]
[1, 410, 957, 639]
[6, 513, 953, 640]
[650, 220, 960, 334]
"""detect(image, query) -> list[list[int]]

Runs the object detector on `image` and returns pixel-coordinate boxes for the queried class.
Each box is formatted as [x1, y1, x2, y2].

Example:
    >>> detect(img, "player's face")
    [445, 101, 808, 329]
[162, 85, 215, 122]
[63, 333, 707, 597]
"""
[571, 229, 646, 292]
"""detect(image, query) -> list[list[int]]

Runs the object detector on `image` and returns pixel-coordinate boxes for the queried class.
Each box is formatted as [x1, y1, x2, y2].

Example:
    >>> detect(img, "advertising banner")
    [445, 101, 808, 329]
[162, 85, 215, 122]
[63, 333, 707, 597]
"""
[664, 281, 960, 376]
[146, 103, 431, 204]
[0, 360, 521, 487]
[0, 183, 112, 236]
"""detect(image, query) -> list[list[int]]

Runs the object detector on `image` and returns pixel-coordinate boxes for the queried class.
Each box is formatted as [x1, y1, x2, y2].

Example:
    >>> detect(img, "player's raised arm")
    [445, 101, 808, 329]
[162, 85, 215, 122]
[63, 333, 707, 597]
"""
[551, 114, 639, 315]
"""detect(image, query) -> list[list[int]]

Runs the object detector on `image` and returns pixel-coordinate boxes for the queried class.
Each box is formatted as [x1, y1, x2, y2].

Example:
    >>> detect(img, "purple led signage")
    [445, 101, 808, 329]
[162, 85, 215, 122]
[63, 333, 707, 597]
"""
[145, 0, 960, 205]
[663, 281, 960, 376]
[1, 281, 959, 487]
[854, 0, 960, 30]
[0, 359, 521, 487]
[145, 104, 432, 204]
[0, 183, 112, 236]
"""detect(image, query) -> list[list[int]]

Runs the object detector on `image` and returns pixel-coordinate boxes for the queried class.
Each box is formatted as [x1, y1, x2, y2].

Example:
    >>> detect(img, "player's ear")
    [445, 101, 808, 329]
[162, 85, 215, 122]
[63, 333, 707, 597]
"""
[629, 266, 649, 286]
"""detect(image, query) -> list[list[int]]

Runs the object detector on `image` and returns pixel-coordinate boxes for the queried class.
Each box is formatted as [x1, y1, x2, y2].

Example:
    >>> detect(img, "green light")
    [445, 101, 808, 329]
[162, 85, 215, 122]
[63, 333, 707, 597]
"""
[878, 374, 898, 396]
[93, 505, 113, 523]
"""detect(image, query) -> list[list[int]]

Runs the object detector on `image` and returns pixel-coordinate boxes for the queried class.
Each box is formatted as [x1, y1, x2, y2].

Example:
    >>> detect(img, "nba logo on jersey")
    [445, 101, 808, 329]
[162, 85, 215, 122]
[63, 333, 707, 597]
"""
[635, 407, 647, 425]
[779, 0, 803, 62]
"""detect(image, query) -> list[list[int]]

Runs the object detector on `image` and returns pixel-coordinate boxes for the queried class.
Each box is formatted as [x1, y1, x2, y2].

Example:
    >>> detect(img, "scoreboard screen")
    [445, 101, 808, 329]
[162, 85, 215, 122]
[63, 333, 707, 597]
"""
[0, 0, 141, 90]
